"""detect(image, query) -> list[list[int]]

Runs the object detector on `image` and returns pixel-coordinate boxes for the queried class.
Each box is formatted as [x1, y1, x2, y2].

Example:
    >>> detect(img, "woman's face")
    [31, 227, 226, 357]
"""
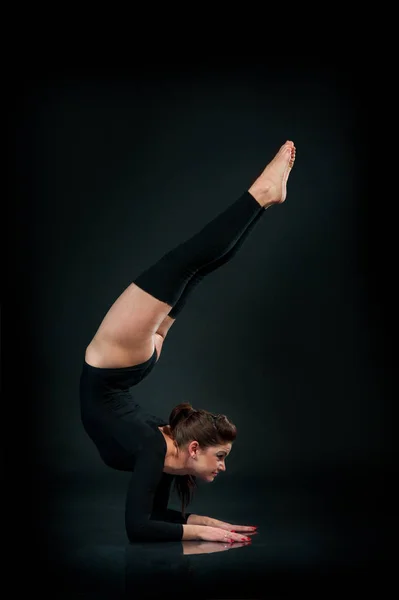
[188, 441, 232, 481]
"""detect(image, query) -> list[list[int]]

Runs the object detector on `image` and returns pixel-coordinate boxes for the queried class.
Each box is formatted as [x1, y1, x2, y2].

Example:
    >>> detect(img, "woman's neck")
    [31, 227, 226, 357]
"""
[158, 426, 190, 475]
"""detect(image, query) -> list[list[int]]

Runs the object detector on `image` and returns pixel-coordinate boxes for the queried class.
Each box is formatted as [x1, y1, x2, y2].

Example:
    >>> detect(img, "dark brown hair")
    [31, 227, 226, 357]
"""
[163, 402, 237, 519]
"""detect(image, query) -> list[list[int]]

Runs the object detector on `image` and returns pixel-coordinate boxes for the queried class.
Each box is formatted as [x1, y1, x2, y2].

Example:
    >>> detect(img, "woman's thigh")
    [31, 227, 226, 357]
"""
[85, 283, 172, 368]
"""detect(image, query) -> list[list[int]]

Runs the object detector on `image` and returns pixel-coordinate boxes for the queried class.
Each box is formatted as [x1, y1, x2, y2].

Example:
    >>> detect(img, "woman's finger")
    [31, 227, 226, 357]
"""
[230, 533, 252, 543]
[230, 526, 258, 532]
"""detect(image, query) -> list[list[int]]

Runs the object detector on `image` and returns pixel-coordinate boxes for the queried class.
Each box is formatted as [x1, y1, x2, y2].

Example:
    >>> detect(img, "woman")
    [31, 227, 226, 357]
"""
[80, 140, 296, 544]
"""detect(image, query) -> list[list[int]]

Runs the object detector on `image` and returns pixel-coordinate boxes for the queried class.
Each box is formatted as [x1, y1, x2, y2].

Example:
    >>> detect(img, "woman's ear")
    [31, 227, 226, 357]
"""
[188, 440, 200, 458]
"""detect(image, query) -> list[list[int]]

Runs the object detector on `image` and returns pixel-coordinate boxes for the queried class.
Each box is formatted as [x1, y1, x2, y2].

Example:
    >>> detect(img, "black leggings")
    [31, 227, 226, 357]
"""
[134, 191, 265, 319]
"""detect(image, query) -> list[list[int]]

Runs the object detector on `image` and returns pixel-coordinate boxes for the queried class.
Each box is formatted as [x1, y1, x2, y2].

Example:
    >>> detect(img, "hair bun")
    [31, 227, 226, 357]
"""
[169, 402, 195, 430]
[180, 402, 194, 415]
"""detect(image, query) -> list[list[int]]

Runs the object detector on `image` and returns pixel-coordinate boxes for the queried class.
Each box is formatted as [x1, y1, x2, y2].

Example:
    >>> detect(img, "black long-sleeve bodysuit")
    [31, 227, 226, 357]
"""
[80, 191, 266, 542]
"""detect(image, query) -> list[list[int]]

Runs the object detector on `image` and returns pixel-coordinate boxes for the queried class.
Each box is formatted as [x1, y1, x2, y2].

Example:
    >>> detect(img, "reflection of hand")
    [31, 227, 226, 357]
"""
[182, 541, 248, 555]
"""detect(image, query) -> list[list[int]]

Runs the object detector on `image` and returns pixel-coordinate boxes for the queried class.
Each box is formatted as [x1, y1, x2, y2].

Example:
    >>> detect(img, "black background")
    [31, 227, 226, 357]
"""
[8, 57, 394, 591]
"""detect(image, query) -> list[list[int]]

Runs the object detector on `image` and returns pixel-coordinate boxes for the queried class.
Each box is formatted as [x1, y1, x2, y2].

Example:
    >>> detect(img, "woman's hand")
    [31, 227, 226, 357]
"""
[204, 517, 258, 535]
[198, 526, 252, 544]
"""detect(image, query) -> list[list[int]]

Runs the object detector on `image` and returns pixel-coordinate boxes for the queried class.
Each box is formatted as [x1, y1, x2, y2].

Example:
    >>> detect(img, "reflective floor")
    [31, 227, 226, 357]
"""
[39, 466, 390, 598]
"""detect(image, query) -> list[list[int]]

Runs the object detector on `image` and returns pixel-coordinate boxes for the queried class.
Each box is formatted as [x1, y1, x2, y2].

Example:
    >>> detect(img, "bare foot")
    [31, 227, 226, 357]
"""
[248, 140, 296, 208]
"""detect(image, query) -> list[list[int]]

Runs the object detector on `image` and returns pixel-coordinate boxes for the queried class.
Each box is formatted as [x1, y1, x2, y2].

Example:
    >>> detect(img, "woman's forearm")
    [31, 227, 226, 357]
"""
[181, 524, 209, 540]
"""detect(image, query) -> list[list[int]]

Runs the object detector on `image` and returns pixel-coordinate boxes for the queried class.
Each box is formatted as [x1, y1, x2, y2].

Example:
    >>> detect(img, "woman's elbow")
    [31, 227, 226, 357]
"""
[126, 518, 147, 543]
